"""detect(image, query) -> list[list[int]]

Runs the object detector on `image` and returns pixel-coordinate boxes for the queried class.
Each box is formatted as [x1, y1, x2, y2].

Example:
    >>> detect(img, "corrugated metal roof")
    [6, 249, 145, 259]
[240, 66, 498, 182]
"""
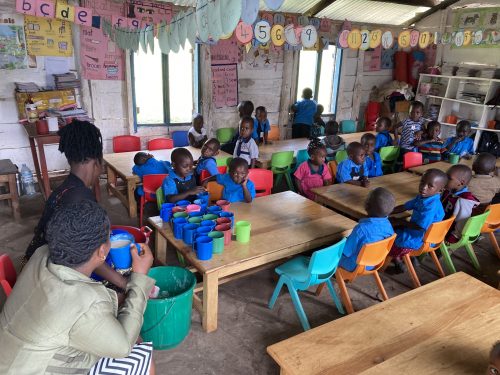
[316, 0, 430, 25]
[259, 0, 322, 14]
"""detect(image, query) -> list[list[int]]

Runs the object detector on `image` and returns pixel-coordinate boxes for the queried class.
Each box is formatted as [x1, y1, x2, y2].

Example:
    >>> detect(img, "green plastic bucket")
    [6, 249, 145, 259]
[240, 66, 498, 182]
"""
[141, 266, 196, 350]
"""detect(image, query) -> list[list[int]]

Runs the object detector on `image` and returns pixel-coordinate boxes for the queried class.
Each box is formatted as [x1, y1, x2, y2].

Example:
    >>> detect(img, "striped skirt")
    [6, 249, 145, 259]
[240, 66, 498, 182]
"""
[88, 343, 153, 375]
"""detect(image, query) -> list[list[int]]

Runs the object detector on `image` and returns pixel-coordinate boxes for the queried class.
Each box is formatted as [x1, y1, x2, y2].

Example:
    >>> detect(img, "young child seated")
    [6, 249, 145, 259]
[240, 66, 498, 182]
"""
[188, 113, 207, 148]
[162, 148, 205, 203]
[375, 117, 393, 152]
[339, 187, 395, 272]
[361, 133, 383, 178]
[294, 138, 332, 200]
[132, 152, 171, 197]
[234, 116, 259, 169]
[443, 120, 475, 159]
[311, 104, 326, 138]
[221, 101, 255, 156]
[469, 153, 500, 206]
[487, 341, 500, 375]
[441, 164, 480, 243]
[195, 138, 221, 183]
[336, 142, 369, 187]
[252, 106, 271, 144]
[415, 121, 445, 163]
[394, 101, 425, 155]
[203, 157, 256, 203]
[388, 169, 447, 273]
[323, 120, 345, 159]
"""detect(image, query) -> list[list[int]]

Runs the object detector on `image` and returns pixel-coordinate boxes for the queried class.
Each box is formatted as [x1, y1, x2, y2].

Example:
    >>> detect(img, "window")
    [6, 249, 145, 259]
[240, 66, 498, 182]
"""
[131, 41, 199, 127]
[296, 45, 342, 114]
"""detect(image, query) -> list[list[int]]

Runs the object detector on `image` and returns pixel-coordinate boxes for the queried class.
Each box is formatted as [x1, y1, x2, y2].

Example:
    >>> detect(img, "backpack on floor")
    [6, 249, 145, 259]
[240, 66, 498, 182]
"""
[477, 131, 500, 157]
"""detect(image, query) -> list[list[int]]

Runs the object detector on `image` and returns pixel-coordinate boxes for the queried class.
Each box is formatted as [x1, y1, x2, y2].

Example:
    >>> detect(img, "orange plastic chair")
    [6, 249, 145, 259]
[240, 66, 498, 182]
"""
[481, 203, 500, 259]
[207, 181, 224, 204]
[248, 169, 273, 197]
[328, 161, 337, 182]
[334, 234, 396, 314]
[113, 135, 141, 153]
[403, 151, 423, 170]
[147, 138, 173, 150]
[140, 174, 168, 226]
[268, 125, 280, 141]
[0, 254, 16, 290]
[199, 166, 227, 182]
[402, 217, 455, 288]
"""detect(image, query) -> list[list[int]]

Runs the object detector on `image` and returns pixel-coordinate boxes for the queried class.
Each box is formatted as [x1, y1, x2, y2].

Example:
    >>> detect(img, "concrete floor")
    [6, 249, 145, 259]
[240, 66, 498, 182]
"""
[1, 180, 499, 374]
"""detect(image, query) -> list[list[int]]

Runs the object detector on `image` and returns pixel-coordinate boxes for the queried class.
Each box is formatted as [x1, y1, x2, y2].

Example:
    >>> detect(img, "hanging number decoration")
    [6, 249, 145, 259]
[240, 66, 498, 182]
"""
[381, 30, 394, 49]
[284, 24, 298, 45]
[454, 31, 464, 47]
[301, 25, 317, 48]
[473, 30, 483, 45]
[463, 30, 472, 46]
[441, 32, 451, 45]
[418, 31, 430, 49]
[235, 21, 253, 44]
[433, 32, 441, 45]
[338, 29, 350, 48]
[254, 20, 271, 43]
[370, 29, 382, 48]
[273, 13, 285, 26]
[360, 29, 370, 50]
[347, 29, 362, 49]
[196, 0, 209, 42]
[298, 15, 309, 27]
[264, 0, 285, 11]
[409, 29, 419, 47]
[271, 24, 285, 46]
[398, 29, 410, 48]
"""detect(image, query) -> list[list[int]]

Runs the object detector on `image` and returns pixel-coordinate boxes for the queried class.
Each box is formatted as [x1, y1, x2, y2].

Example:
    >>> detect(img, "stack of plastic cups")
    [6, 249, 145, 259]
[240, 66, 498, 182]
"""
[219, 211, 235, 232]
[182, 223, 200, 245]
[160, 203, 175, 223]
[172, 217, 188, 239]
[216, 200, 231, 212]
[193, 199, 208, 214]
[207, 205, 222, 215]
[176, 200, 191, 210]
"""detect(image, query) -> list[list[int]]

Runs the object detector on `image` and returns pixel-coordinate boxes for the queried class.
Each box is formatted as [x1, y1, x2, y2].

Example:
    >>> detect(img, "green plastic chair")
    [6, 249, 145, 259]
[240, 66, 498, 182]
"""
[379, 146, 400, 174]
[335, 150, 348, 163]
[439, 210, 490, 273]
[270, 151, 295, 192]
[216, 156, 232, 167]
[216, 127, 235, 144]
[340, 120, 356, 134]
[156, 186, 165, 210]
[268, 238, 346, 331]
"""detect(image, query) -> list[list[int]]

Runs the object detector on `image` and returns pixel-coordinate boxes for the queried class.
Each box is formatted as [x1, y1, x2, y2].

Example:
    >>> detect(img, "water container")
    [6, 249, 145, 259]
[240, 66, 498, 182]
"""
[20, 164, 36, 196]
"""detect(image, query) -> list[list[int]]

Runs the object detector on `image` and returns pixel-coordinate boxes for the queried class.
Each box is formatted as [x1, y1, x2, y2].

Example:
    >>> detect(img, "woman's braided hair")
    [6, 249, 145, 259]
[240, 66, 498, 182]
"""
[58, 120, 103, 164]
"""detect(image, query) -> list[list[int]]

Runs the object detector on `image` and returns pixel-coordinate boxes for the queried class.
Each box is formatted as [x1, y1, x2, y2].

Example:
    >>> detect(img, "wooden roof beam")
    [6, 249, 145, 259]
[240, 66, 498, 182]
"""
[304, 0, 338, 17]
[369, 0, 440, 7]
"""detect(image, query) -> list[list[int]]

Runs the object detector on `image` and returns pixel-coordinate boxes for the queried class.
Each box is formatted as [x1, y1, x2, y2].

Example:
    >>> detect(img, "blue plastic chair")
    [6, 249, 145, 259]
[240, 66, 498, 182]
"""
[268, 238, 347, 331]
[171, 131, 189, 147]
[340, 120, 356, 134]
[293, 149, 309, 173]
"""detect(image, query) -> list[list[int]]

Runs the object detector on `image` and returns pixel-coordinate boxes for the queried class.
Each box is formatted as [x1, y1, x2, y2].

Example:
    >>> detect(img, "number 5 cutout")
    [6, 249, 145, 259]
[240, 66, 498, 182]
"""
[254, 20, 271, 43]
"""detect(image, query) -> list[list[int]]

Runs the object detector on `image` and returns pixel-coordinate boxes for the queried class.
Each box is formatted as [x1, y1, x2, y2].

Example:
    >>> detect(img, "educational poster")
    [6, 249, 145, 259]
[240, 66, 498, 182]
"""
[210, 35, 239, 64]
[126, 1, 172, 26]
[24, 15, 73, 56]
[0, 21, 28, 69]
[381, 40, 398, 69]
[211, 64, 238, 108]
[453, 7, 500, 48]
[363, 45, 381, 72]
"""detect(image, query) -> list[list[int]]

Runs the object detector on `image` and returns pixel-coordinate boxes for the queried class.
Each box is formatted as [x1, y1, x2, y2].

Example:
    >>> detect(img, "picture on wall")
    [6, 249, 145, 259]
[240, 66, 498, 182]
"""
[0, 24, 28, 69]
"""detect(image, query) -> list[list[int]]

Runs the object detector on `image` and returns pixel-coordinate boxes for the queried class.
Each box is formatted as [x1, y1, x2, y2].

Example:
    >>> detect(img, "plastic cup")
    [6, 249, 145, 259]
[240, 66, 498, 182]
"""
[173, 212, 189, 220]
[216, 217, 232, 226]
[197, 191, 210, 205]
[172, 217, 188, 239]
[109, 239, 135, 269]
[235, 221, 251, 243]
[188, 211, 203, 218]
[182, 223, 200, 245]
[160, 203, 175, 222]
[201, 220, 217, 230]
[449, 153, 459, 164]
[207, 206, 222, 215]
[188, 217, 202, 224]
[176, 200, 191, 207]
[172, 206, 186, 214]
[194, 199, 207, 214]
[186, 204, 201, 213]
[202, 214, 218, 221]
[219, 211, 234, 227]
[208, 231, 224, 254]
[215, 223, 232, 245]
[216, 200, 231, 212]
[195, 236, 213, 261]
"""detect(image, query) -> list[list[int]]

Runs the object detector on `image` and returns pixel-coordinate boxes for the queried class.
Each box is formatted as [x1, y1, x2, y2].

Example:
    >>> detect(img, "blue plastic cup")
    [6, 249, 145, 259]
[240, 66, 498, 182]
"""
[207, 205, 222, 215]
[194, 199, 208, 214]
[196, 226, 212, 237]
[109, 239, 137, 269]
[182, 223, 200, 245]
[201, 220, 217, 230]
[172, 217, 188, 239]
[195, 236, 213, 261]
[160, 203, 175, 222]
[197, 191, 210, 205]
[219, 211, 234, 228]
[188, 211, 203, 218]
[176, 199, 191, 208]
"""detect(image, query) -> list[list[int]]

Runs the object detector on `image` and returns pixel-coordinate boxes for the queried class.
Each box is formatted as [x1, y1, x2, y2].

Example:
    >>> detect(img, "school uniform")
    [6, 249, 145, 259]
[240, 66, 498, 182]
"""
[292, 98, 317, 138]
[443, 136, 475, 157]
[195, 156, 219, 180]
[252, 118, 271, 142]
[399, 118, 424, 151]
[442, 187, 480, 242]
[375, 131, 393, 151]
[132, 158, 171, 196]
[216, 174, 256, 203]
[336, 159, 368, 183]
[339, 217, 394, 272]
[233, 137, 259, 166]
[365, 152, 383, 177]
[418, 140, 445, 163]
[161, 169, 198, 202]
[293, 160, 332, 200]
[188, 127, 207, 144]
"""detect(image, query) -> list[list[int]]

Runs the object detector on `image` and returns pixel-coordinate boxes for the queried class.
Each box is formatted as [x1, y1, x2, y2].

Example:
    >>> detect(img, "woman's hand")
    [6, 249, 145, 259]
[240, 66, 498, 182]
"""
[131, 243, 153, 275]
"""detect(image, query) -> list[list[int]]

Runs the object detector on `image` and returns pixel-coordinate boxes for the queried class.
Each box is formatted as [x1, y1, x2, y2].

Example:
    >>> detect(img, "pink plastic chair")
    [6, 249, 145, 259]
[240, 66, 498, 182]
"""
[403, 152, 423, 170]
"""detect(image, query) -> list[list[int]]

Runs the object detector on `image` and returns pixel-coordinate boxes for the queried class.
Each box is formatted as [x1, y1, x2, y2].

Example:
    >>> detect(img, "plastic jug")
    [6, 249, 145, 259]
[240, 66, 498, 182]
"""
[20, 164, 36, 196]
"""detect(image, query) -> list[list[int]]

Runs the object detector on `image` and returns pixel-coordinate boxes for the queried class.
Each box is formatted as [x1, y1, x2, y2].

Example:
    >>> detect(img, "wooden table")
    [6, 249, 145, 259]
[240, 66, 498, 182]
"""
[0, 159, 20, 220]
[103, 147, 230, 218]
[267, 272, 500, 375]
[312, 172, 421, 219]
[148, 191, 356, 332]
[256, 131, 375, 169]
[408, 158, 500, 176]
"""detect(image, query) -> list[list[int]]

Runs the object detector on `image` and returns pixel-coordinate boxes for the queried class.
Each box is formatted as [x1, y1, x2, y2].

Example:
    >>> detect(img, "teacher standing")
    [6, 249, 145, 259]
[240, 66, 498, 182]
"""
[291, 87, 317, 139]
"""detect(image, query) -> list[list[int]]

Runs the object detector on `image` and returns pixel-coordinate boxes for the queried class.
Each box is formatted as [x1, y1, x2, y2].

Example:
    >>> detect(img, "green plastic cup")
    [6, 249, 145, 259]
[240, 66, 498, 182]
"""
[449, 153, 459, 164]
[202, 214, 218, 221]
[235, 221, 251, 243]
[188, 217, 202, 224]
[208, 231, 224, 254]
[173, 212, 189, 220]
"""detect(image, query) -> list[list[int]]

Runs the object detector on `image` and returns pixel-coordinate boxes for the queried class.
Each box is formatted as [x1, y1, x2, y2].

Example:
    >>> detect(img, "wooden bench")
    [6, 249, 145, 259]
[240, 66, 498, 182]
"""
[0, 160, 20, 220]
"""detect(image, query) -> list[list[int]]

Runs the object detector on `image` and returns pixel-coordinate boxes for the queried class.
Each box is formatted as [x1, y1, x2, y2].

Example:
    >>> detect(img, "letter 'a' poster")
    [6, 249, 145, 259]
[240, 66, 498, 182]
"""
[24, 15, 73, 56]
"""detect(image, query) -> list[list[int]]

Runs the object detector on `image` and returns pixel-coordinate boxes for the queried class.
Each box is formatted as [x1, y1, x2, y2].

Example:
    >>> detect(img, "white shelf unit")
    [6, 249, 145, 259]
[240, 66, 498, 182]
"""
[416, 74, 500, 150]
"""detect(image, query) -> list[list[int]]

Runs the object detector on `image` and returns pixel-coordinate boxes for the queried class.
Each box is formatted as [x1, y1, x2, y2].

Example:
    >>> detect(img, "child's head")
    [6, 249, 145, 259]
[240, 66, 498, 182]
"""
[347, 142, 366, 166]
[302, 88, 313, 99]
[487, 341, 500, 375]
[325, 120, 339, 136]
[307, 138, 327, 166]
[456, 120, 472, 138]
[192, 113, 204, 133]
[255, 106, 267, 123]
[315, 104, 324, 116]
[238, 101, 254, 118]
[228, 157, 249, 185]
[426, 121, 441, 139]
[409, 101, 424, 122]
[171, 148, 194, 178]
[201, 138, 220, 158]
[239, 116, 254, 139]
[473, 152, 496, 175]
[376, 117, 391, 132]
[133, 152, 152, 166]
[365, 187, 395, 217]
[445, 164, 473, 192]
[419, 168, 448, 198]
[361, 133, 376, 156]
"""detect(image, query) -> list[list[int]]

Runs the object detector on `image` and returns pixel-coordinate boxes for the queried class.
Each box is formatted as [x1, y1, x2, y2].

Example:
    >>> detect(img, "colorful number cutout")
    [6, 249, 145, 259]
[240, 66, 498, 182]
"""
[418, 31, 430, 49]
[409, 29, 419, 47]
[254, 20, 271, 43]
[271, 24, 284, 46]
[347, 29, 362, 49]
[301, 25, 317, 48]
[398, 30, 410, 48]
[370, 29, 382, 48]
[338, 29, 350, 48]
[381, 30, 394, 49]
[235, 21, 253, 44]
[360, 29, 370, 50]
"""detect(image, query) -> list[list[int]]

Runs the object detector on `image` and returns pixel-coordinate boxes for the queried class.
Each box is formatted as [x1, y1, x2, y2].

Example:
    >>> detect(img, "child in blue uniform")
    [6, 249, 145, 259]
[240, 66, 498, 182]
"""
[388, 168, 448, 273]
[234, 116, 259, 169]
[339, 187, 395, 272]
[361, 133, 383, 178]
[162, 148, 205, 203]
[415, 121, 445, 163]
[252, 106, 271, 144]
[195, 138, 221, 183]
[375, 117, 393, 152]
[132, 152, 171, 197]
[443, 120, 475, 159]
[292, 88, 317, 138]
[336, 142, 370, 187]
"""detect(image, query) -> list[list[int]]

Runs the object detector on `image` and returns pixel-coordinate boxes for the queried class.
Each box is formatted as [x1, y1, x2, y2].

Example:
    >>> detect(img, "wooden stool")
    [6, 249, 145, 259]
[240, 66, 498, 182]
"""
[0, 160, 20, 220]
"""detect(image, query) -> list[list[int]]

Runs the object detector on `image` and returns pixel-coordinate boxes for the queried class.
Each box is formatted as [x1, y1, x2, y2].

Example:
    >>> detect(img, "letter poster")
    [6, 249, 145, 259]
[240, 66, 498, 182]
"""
[24, 15, 73, 56]
[211, 64, 238, 108]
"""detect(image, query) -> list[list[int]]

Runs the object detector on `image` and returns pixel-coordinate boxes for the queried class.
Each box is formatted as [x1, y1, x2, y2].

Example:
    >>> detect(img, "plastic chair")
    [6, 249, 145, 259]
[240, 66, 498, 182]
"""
[139, 174, 168, 226]
[207, 181, 224, 204]
[113, 135, 141, 153]
[216, 128, 236, 144]
[0, 254, 16, 291]
[340, 120, 356, 134]
[268, 125, 280, 141]
[328, 161, 337, 181]
[402, 152, 423, 170]
[334, 234, 396, 314]
[200, 166, 227, 181]
[147, 138, 174, 150]
[440, 210, 490, 273]
[248, 169, 273, 197]
[335, 150, 348, 164]
[270, 151, 295, 192]
[293, 149, 309, 171]
[402, 217, 455, 288]
[481, 204, 500, 259]
[379, 146, 400, 174]
[156, 186, 164, 210]
[171, 131, 189, 147]
[216, 156, 233, 167]
[268, 238, 347, 331]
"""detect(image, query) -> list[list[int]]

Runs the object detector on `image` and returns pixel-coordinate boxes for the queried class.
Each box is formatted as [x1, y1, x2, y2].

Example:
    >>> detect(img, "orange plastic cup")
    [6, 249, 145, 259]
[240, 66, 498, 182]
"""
[445, 115, 457, 124]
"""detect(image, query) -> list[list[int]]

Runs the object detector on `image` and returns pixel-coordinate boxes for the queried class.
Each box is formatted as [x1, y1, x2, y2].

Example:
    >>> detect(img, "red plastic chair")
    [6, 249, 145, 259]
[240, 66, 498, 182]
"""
[0, 254, 16, 296]
[140, 174, 168, 226]
[200, 166, 227, 181]
[403, 152, 423, 170]
[248, 169, 273, 197]
[1, 279, 12, 298]
[113, 135, 141, 153]
[147, 138, 174, 150]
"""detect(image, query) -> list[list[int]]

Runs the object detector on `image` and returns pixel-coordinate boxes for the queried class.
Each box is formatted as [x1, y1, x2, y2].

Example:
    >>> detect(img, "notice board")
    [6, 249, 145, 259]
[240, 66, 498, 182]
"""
[211, 64, 238, 109]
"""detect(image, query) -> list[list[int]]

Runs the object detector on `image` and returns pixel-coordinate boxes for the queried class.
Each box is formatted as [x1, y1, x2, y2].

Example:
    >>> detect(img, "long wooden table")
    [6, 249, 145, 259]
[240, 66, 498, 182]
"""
[103, 147, 230, 218]
[409, 157, 500, 176]
[148, 191, 356, 332]
[267, 272, 500, 375]
[312, 172, 421, 219]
